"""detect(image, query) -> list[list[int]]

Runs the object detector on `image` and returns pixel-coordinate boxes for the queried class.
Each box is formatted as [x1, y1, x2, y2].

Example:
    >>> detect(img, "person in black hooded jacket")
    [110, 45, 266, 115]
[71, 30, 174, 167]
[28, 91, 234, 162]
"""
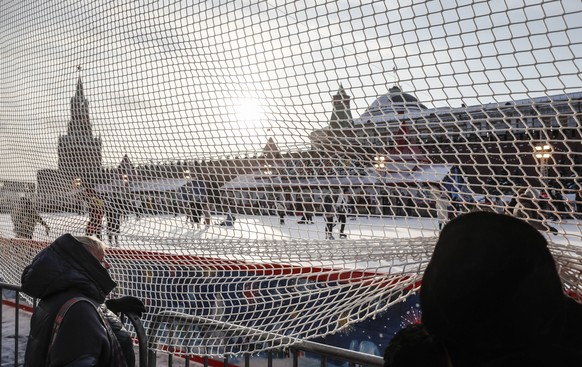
[419, 211, 582, 366]
[21, 234, 145, 367]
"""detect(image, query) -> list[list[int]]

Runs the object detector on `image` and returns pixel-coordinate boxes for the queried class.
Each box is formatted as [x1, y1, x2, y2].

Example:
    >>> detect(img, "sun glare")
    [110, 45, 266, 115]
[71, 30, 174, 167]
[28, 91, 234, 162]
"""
[234, 98, 264, 128]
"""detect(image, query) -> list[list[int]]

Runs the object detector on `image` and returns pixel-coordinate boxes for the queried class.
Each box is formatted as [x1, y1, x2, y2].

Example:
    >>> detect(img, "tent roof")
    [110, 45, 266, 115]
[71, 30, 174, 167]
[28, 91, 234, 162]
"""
[377, 164, 451, 185]
[221, 173, 281, 190]
[96, 178, 193, 194]
[221, 164, 452, 191]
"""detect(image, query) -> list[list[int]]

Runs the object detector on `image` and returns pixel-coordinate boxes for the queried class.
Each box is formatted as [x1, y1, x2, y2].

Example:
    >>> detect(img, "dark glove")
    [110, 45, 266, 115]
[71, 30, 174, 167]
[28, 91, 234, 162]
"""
[105, 296, 146, 317]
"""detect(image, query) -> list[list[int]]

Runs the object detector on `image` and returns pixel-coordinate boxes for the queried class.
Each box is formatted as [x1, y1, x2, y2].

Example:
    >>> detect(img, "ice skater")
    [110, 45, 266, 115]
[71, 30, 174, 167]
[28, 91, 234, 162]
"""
[428, 183, 449, 230]
[203, 201, 213, 225]
[188, 200, 203, 228]
[335, 188, 350, 238]
[304, 195, 315, 224]
[85, 189, 104, 239]
[11, 197, 50, 239]
[294, 195, 305, 223]
[336, 188, 350, 239]
[323, 194, 336, 240]
[219, 209, 236, 227]
[105, 198, 122, 246]
[298, 195, 315, 224]
[275, 199, 286, 225]
[512, 187, 557, 233]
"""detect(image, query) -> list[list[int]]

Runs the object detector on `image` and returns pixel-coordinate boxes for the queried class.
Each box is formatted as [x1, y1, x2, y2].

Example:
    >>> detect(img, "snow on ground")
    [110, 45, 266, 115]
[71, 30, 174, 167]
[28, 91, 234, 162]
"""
[1, 304, 28, 367]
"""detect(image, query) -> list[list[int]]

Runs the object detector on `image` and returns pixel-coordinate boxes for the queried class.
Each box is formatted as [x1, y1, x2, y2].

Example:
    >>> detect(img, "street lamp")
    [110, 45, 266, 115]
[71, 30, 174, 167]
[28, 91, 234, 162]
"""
[373, 156, 386, 170]
[263, 164, 273, 175]
[534, 144, 552, 179]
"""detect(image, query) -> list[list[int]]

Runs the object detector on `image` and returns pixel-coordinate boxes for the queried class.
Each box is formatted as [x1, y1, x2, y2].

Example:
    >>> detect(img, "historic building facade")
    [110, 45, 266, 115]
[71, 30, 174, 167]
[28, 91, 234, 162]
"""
[58, 77, 103, 176]
[309, 85, 582, 191]
[37, 76, 104, 210]
[34, 76, 582, 211]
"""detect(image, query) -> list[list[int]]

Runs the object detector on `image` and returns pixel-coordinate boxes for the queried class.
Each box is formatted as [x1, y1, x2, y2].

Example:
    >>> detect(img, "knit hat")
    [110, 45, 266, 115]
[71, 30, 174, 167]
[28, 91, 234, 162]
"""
[420, 212, 565, 365]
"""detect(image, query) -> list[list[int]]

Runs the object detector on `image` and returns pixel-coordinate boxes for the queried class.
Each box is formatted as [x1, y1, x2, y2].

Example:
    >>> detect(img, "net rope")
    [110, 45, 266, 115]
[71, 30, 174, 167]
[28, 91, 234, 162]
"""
[1, 0, 581, 358]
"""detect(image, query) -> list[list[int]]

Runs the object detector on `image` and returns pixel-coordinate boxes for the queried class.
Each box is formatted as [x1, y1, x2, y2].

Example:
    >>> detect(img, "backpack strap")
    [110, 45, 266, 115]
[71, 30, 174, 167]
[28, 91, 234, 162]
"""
[48, 297, 128, 367]
[48, 297, 90, 352]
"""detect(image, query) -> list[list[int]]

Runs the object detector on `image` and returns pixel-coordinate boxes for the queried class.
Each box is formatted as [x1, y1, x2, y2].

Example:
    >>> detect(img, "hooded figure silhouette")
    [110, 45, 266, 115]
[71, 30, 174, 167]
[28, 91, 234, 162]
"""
[420, 211, 582, 366]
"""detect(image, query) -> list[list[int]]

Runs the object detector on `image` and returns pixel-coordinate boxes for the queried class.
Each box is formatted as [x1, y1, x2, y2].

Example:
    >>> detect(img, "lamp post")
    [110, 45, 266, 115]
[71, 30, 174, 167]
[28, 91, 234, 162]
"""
[72, 177, 83, 214]
[373, 156, 385, 170]
[534, 144, 552, 181]
[73, 177, 82, 188]
[263, 164, 273, 176]
[374, 156, 386, 178]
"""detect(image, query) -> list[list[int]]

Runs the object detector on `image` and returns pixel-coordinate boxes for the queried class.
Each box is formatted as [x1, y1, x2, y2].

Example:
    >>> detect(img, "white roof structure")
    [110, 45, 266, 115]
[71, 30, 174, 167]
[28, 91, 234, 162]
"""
[131, 178, 190, 192]
[96, 178, 190, 194]
[221, 171, 380, 191]
[377, 164, 452, 186]
[221, 173, 282, 190]
[221, 164, 452, 191]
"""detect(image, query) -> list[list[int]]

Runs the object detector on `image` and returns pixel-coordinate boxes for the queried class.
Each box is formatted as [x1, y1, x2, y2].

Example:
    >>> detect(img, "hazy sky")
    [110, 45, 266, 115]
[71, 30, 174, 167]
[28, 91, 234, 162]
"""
[1, 0, 581, 181]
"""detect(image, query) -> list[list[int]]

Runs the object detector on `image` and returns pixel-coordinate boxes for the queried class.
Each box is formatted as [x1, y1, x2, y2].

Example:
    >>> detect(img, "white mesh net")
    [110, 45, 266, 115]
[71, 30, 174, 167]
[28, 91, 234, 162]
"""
[1, 0, 581, 358]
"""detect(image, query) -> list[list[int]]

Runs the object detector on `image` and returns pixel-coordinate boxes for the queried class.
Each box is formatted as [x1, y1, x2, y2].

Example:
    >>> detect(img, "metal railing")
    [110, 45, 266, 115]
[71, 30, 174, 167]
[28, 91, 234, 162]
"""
[146, 310, 384, 367]
[1, 282, 384, 367]
[0, 282, 147, 367]
[0, 282, 30, 367]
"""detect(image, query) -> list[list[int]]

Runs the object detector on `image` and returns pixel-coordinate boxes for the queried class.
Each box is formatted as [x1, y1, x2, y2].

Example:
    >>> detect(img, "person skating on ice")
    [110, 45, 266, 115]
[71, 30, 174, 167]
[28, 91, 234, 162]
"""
[336, 188, 350, 239]
[323, 193, 336, 240]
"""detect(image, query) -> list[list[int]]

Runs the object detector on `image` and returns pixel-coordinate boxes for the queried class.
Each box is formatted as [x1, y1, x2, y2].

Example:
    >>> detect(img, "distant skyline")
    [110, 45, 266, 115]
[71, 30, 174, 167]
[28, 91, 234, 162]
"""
[1, 0, 581, 181]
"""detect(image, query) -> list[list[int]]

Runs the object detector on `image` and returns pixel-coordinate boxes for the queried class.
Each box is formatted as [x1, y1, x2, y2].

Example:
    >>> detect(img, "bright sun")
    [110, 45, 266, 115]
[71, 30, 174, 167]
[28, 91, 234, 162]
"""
[233, 98, 264, 128]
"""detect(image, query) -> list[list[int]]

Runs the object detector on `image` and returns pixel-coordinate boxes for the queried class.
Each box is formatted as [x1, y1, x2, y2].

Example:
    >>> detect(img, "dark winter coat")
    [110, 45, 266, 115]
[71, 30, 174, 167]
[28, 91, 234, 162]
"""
[323, 195, 335, 217]
[21, 233, 132, 367]
[420, 212, 582, 366]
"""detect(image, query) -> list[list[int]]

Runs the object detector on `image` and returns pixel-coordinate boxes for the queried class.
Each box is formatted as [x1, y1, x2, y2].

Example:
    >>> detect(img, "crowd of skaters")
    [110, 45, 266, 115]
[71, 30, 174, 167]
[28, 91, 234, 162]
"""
[5, 184, 582, 364]
[271, 188, 352, 239]
[8, 182, 582, 244]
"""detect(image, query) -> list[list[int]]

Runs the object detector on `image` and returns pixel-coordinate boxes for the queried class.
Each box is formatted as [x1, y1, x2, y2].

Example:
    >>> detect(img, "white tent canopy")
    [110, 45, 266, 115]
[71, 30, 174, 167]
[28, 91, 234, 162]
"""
[376, 164, 452, 185]
[96, 178, 190, 194]
[221, 164, 452, 191]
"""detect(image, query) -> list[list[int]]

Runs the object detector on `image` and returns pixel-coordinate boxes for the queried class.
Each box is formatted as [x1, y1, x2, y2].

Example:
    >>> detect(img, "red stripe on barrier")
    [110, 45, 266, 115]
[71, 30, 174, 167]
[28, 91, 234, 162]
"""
[2, 299, 33, 313]
[1, 237, 579, 298]
[107, 247, 414, 288]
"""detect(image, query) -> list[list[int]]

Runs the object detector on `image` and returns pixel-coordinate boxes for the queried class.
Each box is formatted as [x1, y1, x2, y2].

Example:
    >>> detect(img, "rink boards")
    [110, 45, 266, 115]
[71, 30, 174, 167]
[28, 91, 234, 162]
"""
[1, 237, 422, 365]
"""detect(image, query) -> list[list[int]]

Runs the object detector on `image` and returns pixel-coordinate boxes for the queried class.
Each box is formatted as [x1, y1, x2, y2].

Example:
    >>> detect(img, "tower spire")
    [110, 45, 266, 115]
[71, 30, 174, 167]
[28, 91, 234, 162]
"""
[58, 71, 103, 178]
[76, 76, 84, 97]
[392, 66, 400, 88]
[329, 84, 352, 129]
[75, 65, 84, 97]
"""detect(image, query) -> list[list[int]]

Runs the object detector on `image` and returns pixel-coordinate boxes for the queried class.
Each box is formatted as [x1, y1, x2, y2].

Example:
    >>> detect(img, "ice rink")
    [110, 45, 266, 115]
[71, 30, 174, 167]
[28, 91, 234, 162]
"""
[1, 211, 580, 246]
[1, 212, 580, 366]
